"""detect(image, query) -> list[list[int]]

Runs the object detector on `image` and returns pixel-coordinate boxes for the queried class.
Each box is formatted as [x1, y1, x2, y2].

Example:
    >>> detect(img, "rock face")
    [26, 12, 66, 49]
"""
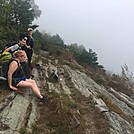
[0, 53, 134, 134]
[0, 89, 37, 134]
[63, 65, 134, 134]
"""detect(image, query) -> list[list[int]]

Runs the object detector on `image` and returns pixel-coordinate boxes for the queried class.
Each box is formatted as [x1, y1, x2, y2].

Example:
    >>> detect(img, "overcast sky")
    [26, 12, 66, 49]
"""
[34, 0, 134, 74]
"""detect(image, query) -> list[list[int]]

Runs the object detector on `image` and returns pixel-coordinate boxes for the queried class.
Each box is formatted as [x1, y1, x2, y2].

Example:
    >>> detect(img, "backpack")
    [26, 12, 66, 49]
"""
[0, 52, 12, 78]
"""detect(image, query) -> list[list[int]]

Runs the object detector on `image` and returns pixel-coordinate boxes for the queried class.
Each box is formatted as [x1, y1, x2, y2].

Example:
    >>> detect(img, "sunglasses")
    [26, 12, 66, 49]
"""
[23, 38, 27, 41]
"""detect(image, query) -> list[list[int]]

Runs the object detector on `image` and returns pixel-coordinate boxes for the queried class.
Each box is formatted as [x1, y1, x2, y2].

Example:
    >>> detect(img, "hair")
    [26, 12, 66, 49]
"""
[14, 50, 25, 58]
[19, 32, 28, 41]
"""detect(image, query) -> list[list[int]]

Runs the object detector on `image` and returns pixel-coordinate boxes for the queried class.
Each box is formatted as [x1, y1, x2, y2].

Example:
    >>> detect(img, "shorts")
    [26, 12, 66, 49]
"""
[12, 76, 26, 87]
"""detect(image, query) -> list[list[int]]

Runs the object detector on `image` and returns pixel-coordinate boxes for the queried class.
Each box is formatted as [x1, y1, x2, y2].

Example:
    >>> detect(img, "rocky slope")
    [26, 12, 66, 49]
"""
[0, 51, 134, 134]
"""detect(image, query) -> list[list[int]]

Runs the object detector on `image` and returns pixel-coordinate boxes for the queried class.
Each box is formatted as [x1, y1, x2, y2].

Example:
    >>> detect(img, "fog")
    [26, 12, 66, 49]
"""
[34, 0, 134, 74]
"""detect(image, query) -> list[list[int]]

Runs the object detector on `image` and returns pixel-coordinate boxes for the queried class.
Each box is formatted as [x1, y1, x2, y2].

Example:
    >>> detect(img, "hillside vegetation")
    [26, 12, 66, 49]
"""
[32, 30, 134, 98]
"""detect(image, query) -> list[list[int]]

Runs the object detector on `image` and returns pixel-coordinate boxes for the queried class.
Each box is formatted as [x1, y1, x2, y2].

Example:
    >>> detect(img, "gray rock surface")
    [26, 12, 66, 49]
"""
[0, 53, 134, 134]
[0, 90, 36, 134]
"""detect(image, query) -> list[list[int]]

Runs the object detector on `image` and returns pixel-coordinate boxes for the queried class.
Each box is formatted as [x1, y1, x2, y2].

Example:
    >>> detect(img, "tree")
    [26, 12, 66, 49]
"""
[51, 34, 64, 46]
[0, 0, 17, 48]
[68, 43, 85, 54]
[67, 44, 104, 69]
[0, 0, 41, 49]
[9, 0, 41, 32]
[76, 48, 98, 67]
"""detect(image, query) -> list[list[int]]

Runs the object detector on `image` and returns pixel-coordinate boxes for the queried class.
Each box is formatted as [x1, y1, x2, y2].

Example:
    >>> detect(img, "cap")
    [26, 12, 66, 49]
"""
[28, 28, 33, 31]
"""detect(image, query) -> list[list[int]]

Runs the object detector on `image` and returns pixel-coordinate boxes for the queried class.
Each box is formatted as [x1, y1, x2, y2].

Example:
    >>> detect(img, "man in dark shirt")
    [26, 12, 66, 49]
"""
[22, 28, 34, 67]
[4, 37, 27, 53]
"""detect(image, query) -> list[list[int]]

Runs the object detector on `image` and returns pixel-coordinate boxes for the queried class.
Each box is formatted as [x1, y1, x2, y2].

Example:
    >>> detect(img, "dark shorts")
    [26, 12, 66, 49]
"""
[12, 76, 26, 87]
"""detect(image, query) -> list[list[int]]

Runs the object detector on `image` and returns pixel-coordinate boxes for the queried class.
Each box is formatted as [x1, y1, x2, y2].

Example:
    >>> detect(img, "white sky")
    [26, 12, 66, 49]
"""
[34, 0, 134, 74]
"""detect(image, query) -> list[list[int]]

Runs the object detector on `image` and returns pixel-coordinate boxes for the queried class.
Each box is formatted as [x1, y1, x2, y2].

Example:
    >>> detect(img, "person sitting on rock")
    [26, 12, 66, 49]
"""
[7, 50, 47, 102]
[4, 36, 32, 79]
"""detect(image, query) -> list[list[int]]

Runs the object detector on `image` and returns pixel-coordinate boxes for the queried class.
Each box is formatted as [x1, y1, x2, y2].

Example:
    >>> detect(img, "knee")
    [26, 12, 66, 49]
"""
[26, 79, 37, 88]
[28, 82, 34, 88]
[31, 79, 36, 83]
[30, 79, 37, 85]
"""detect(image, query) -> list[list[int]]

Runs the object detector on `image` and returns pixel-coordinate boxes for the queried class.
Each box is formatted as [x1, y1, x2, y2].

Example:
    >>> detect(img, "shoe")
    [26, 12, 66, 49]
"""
[39, 95, 48, 103]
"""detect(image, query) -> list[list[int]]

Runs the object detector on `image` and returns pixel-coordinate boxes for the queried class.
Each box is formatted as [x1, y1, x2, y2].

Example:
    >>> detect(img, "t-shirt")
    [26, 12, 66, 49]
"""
[27, 36, 34, 48]
[9, 44, 20, 52]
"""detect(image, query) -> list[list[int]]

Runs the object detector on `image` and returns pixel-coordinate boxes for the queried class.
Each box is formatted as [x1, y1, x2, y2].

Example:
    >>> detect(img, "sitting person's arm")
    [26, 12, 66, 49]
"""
[4, 44, 19, 52]
[4, 47, 11, 52]
[8, 61, 18, 91]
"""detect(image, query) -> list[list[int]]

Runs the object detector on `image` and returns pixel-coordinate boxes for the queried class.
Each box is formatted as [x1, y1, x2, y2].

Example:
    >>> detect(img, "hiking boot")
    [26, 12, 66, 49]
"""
[39, 95, 48, 104]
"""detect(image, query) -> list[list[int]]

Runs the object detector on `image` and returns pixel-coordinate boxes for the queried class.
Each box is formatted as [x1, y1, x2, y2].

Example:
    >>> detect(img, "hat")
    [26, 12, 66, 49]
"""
[28, 28, 33, 31]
